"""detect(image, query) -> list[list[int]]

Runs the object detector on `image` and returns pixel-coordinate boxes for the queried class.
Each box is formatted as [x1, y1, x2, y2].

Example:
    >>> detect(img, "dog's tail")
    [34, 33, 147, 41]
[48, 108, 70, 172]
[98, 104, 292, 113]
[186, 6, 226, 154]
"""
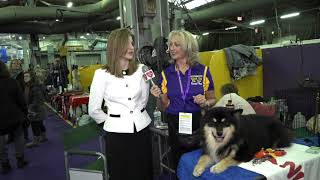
[271, 123, 294, 148]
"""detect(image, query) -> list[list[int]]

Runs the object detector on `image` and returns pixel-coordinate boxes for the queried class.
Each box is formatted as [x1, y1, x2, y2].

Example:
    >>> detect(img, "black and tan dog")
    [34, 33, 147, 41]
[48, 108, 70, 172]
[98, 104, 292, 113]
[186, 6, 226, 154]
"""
[193, 107, 293, 176]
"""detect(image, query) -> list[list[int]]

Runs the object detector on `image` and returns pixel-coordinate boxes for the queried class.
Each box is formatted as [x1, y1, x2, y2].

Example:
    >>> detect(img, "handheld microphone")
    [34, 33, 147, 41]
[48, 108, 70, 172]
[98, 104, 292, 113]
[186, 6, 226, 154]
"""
[142, 65, 156, 86]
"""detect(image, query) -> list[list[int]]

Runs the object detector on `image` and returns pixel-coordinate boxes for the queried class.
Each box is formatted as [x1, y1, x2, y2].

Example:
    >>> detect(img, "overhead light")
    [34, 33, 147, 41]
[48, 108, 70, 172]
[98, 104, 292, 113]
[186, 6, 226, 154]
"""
[250, 19, 265, 26]
[280, 12, 300, 19]
[202, 32, 209, 36]
[116, 16, 121, 20]
[19, 36, 22, 40]
[55, 19, 60, 22]
[225, 26, 237, 30]
[80, 36, 85, 39]
[86, 33, 90, 36]
[237, 16, 243, 21]
[185, 0, 215, 10]
[67, 2, 73, 8]
[43, 36, 46, 39]
[271, 31, 275, 35]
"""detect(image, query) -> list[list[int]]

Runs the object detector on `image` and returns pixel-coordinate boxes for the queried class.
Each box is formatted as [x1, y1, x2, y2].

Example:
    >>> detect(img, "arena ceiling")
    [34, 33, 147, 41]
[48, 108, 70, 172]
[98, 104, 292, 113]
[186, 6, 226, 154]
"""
[0, 0, 319, 35]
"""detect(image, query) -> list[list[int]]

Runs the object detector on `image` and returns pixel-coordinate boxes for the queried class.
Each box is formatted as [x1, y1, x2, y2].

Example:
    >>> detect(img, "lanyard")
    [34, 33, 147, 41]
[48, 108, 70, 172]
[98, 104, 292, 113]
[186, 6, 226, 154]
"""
[176, 66, 191, 103]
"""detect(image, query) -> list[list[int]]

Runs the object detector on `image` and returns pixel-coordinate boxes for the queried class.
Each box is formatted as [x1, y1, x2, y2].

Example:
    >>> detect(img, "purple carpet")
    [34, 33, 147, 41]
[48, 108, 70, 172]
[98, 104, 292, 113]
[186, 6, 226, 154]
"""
[0, 108, 174, 180]
[0, 109, 73, 180]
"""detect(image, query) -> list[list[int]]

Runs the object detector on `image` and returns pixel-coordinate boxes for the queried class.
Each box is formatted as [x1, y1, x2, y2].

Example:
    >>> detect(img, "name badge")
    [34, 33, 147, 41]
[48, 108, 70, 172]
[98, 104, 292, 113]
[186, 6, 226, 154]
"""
[179, 112, 192, 135]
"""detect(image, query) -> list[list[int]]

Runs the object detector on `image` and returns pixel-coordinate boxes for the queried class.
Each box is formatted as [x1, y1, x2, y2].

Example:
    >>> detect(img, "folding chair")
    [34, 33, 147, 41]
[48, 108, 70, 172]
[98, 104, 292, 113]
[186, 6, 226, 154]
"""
[62, 122, 108, 180]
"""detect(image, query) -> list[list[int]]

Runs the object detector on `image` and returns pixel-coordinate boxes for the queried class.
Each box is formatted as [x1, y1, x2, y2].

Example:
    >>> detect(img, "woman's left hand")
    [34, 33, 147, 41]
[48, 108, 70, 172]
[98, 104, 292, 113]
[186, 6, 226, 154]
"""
[193, 94, 206, 106]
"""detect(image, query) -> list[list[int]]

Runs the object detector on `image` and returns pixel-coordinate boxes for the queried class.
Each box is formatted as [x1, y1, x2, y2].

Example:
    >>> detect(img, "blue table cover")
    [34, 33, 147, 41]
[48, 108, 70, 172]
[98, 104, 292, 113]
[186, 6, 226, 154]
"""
[177, 149, 263, 180]
[177, 137, 317, 180]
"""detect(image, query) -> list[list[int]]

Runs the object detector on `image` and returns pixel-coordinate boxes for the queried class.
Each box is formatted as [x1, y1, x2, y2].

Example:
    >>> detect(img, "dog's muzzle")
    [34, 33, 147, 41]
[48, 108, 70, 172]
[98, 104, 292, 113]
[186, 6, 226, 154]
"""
[212, 132, 225, 142]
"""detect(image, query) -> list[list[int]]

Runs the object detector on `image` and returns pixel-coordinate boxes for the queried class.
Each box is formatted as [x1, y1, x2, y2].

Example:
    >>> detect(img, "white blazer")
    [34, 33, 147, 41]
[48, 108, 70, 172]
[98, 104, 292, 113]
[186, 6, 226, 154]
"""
[88, 64, 151, 133]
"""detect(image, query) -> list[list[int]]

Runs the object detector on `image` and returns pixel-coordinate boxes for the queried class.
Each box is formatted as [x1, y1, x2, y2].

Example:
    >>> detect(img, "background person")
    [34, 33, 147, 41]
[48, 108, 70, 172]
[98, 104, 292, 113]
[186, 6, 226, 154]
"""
[24, 71, 47, 148]
[88, 28, 153, 180]
[150, 30, 216, 171]
[0, 61, 28, 174]
[214, 83, 256, 115]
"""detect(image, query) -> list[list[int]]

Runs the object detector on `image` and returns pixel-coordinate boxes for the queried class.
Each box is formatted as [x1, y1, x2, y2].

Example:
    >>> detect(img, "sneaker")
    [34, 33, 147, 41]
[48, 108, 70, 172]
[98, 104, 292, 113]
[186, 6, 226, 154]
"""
[26, 137, 40, 148]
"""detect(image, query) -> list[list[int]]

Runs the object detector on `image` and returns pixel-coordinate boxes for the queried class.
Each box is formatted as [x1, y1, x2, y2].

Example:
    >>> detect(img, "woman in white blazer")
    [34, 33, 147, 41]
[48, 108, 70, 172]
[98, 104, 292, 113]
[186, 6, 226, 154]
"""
[88, 28, 152, 180]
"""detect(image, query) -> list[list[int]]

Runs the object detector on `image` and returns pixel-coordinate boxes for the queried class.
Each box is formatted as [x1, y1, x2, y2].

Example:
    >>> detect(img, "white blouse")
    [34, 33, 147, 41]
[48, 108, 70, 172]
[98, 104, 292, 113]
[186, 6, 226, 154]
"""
[88, 64, 151, 133]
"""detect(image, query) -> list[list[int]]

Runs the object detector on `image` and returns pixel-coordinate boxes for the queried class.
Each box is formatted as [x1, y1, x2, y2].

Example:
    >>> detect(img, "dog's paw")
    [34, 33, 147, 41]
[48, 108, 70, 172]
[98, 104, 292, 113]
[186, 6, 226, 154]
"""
[210, 163, 227, 174]
[193, 165, 205, 177]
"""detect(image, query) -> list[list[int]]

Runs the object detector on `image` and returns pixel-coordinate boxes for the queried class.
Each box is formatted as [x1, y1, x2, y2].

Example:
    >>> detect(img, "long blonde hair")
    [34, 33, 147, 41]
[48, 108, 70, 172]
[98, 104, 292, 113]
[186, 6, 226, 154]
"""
[168, 30, 199, 66]
[103, 28, 138, 78]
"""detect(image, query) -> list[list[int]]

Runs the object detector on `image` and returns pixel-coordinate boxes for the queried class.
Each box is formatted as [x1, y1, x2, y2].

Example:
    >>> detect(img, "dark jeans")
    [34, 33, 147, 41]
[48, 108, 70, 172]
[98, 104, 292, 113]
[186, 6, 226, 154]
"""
[166, 112, 201, 171]
[0, 126, 25, 163]
[30, 121, 46, 136]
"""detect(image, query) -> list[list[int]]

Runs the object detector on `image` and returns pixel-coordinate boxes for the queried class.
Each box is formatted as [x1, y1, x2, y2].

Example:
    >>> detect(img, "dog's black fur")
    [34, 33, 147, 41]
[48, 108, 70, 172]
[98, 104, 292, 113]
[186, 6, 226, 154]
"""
[193, 107, 293, 176]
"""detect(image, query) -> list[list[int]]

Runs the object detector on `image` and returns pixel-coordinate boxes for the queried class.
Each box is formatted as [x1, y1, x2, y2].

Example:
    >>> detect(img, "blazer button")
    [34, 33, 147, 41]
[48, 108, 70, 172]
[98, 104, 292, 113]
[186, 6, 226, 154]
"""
[126, 84, 128, 87]
[130, 111, 133, 114]
[128, 98, 132, 100]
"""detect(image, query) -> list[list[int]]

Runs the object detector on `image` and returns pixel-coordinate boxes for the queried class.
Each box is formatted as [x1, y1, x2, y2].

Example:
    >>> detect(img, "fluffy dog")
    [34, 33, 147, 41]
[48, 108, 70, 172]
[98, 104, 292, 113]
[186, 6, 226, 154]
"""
[193, 107, 293, 176]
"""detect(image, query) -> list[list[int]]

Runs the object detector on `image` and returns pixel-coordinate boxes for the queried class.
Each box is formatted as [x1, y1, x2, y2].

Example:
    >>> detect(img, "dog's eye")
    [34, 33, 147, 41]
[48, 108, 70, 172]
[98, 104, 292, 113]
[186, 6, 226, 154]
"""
[213, 118, 217, 123]
[221, 118, 225, 122]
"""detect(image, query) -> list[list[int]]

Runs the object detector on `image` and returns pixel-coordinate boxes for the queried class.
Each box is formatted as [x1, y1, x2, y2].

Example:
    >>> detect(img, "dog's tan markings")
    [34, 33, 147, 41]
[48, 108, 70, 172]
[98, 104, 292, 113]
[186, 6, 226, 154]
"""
[210, 153, 239, 174]
[193, 155, 214, 177]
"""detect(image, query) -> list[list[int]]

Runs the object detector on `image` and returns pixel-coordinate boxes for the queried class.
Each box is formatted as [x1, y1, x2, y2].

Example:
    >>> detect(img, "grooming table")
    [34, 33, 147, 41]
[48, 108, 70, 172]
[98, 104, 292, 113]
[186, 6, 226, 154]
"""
[177, 143, 320, 180]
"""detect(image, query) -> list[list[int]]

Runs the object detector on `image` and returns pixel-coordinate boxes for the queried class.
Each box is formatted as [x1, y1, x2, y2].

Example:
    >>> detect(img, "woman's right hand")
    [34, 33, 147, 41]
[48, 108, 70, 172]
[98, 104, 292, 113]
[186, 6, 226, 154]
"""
[150, 85, 161, 98]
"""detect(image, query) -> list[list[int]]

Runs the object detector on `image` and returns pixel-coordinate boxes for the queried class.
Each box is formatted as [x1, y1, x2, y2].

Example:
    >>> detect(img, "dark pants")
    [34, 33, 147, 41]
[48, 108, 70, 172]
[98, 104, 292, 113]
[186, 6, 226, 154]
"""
[166, 112, 201, 171]
[0, 126, 25, 163]
[104, 126, 153, 180]
[30, 121, 46, 136]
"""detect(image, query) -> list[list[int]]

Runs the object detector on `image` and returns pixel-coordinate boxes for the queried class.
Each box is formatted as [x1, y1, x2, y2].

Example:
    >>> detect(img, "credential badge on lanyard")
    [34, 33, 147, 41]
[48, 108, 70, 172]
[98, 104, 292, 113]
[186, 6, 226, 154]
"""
[177, 66, 192, 134]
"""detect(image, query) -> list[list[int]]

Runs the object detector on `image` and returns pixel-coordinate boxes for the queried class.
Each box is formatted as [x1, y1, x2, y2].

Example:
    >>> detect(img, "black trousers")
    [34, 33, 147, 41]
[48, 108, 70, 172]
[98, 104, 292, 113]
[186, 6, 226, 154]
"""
[166, 112, 201, 171]
[104, 126, 153, 180]
[30, 121, 46, 136]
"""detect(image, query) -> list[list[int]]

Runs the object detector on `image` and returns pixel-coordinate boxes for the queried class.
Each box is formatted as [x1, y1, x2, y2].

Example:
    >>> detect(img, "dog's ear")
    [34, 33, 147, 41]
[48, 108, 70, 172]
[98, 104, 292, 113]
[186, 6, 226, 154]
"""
[232, 109, 243, 119]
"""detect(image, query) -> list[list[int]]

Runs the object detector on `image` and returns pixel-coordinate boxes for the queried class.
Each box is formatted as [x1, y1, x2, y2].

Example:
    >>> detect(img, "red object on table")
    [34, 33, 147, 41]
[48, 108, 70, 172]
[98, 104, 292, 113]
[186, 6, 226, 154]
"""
[69, 94, 89, 107]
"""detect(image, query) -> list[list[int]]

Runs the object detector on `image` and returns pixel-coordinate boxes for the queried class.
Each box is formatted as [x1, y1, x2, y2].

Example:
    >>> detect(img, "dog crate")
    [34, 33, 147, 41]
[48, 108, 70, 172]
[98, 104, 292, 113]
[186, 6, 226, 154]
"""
[275, 87, 320, 146]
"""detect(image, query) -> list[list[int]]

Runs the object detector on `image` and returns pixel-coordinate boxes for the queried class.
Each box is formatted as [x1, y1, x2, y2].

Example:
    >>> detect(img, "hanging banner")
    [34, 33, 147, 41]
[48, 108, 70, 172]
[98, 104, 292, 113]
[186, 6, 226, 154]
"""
[0, 48, 8, 63]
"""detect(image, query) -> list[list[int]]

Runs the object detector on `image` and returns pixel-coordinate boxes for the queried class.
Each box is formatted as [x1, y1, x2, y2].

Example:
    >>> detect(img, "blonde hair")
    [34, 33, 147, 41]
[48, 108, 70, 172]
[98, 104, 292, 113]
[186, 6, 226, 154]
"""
[9, 59, 22, 73]
[168, 30, 199, 66]
[103, 28, 138, 78]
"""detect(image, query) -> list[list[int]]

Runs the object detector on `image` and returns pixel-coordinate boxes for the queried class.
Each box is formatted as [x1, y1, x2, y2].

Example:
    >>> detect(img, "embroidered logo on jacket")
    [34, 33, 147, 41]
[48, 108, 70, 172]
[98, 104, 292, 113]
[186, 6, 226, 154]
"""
[191, 75, 203, 85]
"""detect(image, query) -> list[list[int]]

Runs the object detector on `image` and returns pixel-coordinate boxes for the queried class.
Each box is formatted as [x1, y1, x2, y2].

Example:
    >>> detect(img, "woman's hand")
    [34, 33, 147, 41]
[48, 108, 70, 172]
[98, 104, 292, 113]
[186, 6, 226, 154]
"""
[193, 94, 207, 107]
[150, 85, 161, 98]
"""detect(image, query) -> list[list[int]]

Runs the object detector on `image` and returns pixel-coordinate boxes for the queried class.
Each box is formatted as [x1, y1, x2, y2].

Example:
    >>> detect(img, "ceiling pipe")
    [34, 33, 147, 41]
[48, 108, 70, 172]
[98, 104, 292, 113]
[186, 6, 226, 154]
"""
[183, 0, 280, 24]
[0, 0, 118, 24]
[40, 0, 99, 4]
[0, 19, 119, 34]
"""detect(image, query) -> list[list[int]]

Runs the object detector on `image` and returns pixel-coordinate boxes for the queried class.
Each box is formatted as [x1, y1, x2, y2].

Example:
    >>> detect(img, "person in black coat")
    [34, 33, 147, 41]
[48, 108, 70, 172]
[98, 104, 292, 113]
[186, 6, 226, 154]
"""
[0, 61, 28, 174]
